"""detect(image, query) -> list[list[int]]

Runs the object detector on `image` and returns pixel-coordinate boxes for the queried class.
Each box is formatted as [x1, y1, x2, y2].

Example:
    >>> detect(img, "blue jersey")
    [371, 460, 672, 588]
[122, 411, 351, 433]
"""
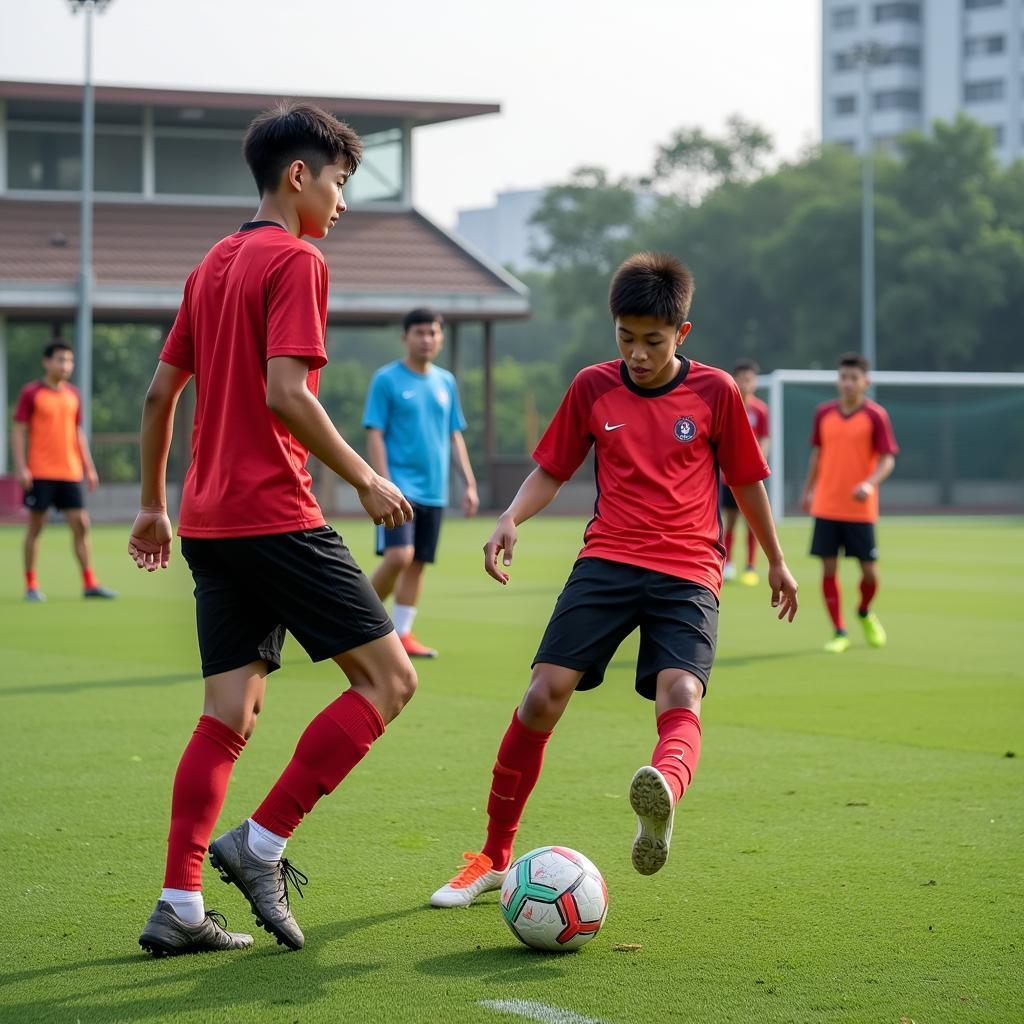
[362, 361, 468, 507]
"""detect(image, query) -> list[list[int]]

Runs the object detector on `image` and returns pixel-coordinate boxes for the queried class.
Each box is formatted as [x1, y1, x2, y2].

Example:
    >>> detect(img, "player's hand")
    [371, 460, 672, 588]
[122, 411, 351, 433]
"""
[853, 481, 874, 502]
[483, 514, 517, 585]
[86, 468, 99, 492]
[800, 488, 813, 514]
[18, 468, 32, 492]
[768, 560, 798, 622]
[358, 474, 413, 530]
[128, 508, 174, 572]
[462, 484, 480, 518]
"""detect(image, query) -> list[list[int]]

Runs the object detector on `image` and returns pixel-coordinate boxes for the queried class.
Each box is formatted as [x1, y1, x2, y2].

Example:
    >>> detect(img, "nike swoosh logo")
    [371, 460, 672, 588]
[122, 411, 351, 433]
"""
[402, 390, 416, 399]
[604, 422, 626, 431]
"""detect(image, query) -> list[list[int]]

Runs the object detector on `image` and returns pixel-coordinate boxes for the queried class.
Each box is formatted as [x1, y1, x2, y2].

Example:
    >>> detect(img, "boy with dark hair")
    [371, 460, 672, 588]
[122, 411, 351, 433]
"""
[12, 341, 115, 601]
[721, 358, 770, 586]
[801, 353, 898, 654]
[364, 307, 478, 659]
[130, 101, 417, 957]
[431, 252, 798, 907]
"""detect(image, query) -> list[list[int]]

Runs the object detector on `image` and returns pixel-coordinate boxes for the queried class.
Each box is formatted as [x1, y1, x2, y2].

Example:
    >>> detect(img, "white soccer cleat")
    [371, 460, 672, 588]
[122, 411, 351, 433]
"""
[430, 851, 508, 908]
[723, 562, 737, 582]
[629, 766, 676, 876]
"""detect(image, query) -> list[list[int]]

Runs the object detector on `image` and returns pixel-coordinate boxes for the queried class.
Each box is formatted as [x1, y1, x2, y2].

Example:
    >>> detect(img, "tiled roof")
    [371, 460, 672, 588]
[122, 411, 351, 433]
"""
[0, 199, 528, 320]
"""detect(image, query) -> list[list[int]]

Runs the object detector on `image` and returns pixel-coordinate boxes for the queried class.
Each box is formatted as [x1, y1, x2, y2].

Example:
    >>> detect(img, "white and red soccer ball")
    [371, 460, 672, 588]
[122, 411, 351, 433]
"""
[499, 846, 608, 952]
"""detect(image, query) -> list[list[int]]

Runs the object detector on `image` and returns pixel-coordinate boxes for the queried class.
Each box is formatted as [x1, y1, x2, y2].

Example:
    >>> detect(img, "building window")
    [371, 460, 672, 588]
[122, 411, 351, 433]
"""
[874, 2, 921, 22]
[7, 127, 143, 192]
[154, 134, 254, 196]
[835, 45, 921, 70]
[965, 35, 1006, 56]
[345, 129, 403, 204]
[832, 6, 857, 28]
[986, 124, 1005, 146]
[874, 89, 921, 111]
[964, 79, 1006, 102]
[964, 0, 1003, 9]
[834, 95, 858, 115]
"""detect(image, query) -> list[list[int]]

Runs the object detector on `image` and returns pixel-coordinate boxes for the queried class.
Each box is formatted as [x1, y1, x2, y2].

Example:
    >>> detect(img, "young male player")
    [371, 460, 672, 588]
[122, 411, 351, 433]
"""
[12, 341, 115, 601]
[129, 103, 417, 957]
[363, 308, 478, 658]
[721, 358, 770, 586]
[430, 253, 798, 907]
[801, 353, 898, 653]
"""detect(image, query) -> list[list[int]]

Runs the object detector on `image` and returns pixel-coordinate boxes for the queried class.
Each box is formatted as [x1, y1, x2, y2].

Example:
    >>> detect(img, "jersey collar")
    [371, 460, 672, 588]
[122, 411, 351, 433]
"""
[238, 220, 289, 232]
[619, 357, 691, 398]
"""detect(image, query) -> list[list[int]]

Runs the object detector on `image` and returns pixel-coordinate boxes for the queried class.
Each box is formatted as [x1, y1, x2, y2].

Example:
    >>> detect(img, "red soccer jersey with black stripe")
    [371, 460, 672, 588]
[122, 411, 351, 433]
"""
[533, 359, 770, 596]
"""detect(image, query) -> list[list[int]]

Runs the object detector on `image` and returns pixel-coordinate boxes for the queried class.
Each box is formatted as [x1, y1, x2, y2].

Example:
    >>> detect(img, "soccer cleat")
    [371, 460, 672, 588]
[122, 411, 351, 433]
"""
[209, 821, 307, 950]
[138, 900, 253, 958]
[24, 588, 46, 602]
[400, 633, 437, 658]
[84, 585, 117, 599]
[860, 612, 887, 648]
[629, 766, 675, 876]
[722, 562, 737, 582]
[739, 569, 759, 587]
[430, 852, 507, 908]
[824, 633, 850, 654]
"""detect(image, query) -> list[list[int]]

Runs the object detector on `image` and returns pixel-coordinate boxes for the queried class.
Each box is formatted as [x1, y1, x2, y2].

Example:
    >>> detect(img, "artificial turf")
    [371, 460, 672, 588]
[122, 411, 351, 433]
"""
[0, 516, 1021, 1024]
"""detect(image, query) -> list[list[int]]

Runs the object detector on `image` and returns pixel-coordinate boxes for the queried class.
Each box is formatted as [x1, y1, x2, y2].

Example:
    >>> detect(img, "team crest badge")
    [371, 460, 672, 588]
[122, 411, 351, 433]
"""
[435, 387, 449, 406]
[674, 416, 697, 443]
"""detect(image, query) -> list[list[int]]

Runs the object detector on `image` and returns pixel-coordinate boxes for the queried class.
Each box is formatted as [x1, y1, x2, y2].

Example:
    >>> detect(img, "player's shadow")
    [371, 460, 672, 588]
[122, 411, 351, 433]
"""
[0, 672, 194, 698]
[416, 944, 572, 982]
[711, 649, 819, 668]
[0, 906, 419, 1022]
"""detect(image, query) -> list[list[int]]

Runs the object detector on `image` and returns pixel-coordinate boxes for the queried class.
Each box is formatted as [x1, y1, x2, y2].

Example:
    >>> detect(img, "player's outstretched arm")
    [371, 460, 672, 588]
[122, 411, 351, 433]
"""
[129, 360, 192, 571]
[483, 467, 563, 585]
[451, 431, 479, 516]
[731, 481, 799, 622]
[853, 453, 896, 501]
[267, 356, 413, 529]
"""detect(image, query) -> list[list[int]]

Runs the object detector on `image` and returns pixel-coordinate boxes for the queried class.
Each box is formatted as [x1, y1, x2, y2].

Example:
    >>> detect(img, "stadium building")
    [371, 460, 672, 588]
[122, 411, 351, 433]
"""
[822, 0, 1024, 159]
[0, 79, 529, 515]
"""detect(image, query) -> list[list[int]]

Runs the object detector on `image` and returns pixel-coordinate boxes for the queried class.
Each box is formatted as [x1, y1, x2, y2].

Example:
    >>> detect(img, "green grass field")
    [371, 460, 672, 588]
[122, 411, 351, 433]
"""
[1, 516, 1022, 1024]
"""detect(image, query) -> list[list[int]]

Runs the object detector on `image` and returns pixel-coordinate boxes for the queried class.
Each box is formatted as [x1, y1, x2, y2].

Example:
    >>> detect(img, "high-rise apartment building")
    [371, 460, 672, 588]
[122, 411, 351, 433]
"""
[822, 0, 1024, 159]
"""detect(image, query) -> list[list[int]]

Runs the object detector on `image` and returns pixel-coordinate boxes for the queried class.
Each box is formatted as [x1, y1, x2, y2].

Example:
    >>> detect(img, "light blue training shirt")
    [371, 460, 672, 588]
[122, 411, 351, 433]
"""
[362, 361, 468, 507]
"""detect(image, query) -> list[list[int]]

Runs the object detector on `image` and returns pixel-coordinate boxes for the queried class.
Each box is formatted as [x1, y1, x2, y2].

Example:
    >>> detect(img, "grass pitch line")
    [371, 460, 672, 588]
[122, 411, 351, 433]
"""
[479, 999, 608, 1024]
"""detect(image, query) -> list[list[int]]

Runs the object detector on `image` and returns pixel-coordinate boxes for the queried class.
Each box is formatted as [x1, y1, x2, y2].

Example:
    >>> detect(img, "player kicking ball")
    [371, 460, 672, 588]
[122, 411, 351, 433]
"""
[431, 253, 798, 907]
[130, 103, 416, 957]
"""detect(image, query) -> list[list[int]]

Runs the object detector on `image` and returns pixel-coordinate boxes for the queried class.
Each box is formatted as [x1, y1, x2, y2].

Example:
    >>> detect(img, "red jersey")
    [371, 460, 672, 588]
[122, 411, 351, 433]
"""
[13, 382, 83, 481]
[161, 223, 329, 539]
[810, 399, 898, 523]
[745, 394, 770, 440]
[533, 359, 770, 596]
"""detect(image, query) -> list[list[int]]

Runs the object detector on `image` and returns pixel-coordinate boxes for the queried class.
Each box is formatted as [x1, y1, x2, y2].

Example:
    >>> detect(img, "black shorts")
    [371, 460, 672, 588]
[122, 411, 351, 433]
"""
[181, 526, 394, 678]
[810, 518, 878, 561]
[376, 502, 443, 564]
[719, 480, 738, 511]
[24, 478, 85, 512]
[534, 557, 719, 701]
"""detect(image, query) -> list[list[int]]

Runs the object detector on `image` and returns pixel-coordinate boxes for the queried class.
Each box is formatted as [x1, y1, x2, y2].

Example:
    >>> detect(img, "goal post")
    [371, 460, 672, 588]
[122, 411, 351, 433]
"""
[757, 370, 1024, 519]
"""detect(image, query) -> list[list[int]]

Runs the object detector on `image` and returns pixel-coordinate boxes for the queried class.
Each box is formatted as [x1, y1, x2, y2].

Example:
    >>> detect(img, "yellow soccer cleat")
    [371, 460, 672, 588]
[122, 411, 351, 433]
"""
[739, 569, 759, 587]
[860, 612, 887, 648]
[824, 633, 850, 654]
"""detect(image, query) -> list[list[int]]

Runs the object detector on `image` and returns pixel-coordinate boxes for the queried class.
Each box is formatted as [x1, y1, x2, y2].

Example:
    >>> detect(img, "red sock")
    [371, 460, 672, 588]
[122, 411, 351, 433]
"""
[652, 708, 702, 804]
[723, 528, 734, 562]
[858, 577, 878, 616]
[481, 710, 552, 871]
[745, 530, 757, 570]
[823, 575, 845, 632]
[25, 569, 38, 590]
[252, 689, 385, 839]
[164, 715, 246, 890]
[83, 567, 99, 590]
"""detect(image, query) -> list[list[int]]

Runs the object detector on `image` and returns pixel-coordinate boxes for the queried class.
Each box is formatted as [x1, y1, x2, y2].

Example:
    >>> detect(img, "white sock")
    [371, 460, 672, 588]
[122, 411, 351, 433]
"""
[246, 817, 287, 862]
[160, 888, 205, 925]
[392, 603, 417, 636]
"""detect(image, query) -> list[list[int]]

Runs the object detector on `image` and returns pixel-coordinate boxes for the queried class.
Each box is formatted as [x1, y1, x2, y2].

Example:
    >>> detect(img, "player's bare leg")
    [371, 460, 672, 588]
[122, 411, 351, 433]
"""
[23, 510, 47, 601]
[67, 508, 116, 598]
[722, 506, 739, 581]
[431, 664, 579, 907]
[857, 559, 886, 647]
[370, 544, 413, 601]
[630, 669, 704, 876]
[394, 558, 436, 658]
[212, 634, 416, 949]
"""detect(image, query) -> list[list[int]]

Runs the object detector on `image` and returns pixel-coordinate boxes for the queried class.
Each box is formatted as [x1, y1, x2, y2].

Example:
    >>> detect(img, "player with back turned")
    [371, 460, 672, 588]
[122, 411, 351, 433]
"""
[430, 252, 798, 908]
[128, 102, 417, 957]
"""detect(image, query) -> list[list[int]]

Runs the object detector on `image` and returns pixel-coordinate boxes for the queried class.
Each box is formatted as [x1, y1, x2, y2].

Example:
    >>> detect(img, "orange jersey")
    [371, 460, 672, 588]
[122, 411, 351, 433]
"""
[13, 381, 84, 481]
[810, 399, 898, 523]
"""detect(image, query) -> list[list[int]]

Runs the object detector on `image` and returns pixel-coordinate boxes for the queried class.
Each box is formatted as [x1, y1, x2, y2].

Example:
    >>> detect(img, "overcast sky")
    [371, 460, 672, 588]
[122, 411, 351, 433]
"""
[0, 0, 821, 226]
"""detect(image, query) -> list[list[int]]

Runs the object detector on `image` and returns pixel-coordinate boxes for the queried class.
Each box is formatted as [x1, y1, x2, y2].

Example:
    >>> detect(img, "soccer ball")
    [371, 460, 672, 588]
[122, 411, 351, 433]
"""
[499, 846, 608, 952]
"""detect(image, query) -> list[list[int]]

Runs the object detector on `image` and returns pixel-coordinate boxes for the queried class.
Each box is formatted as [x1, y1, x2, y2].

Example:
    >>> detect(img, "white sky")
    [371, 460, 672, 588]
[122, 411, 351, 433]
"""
[0, 0, 821, 227]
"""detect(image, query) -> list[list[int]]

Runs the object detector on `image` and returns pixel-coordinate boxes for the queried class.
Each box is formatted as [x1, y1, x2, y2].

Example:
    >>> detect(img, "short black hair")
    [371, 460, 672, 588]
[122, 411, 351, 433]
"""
[243, 101, 364, 196]
[733, 358, 760, 375]
[838, 352, 870, 373]
[608, 252, 694, 327]
[43, 341, 72, 359]
[402, 308, 444, 332]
